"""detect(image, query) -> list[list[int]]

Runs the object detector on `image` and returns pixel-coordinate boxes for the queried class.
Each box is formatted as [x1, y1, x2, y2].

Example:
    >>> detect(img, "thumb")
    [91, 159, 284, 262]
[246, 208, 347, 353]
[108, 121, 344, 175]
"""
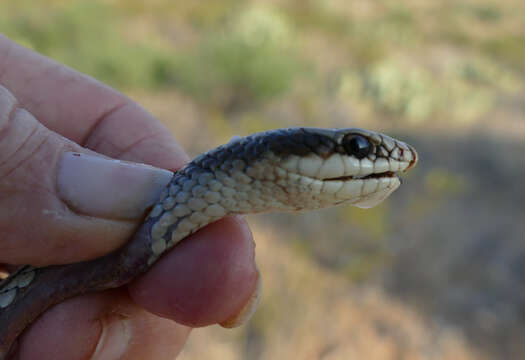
[0, 85, 172, 266]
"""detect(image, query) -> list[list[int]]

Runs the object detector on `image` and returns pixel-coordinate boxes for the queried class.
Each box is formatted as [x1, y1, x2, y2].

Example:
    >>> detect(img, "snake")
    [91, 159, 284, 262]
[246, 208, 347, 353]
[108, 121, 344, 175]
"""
[0, 127, 417, 358]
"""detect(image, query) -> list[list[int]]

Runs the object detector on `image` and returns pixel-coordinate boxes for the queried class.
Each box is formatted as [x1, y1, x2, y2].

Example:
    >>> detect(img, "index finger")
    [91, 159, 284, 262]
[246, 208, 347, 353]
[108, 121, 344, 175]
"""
[0, 35, 187, 170]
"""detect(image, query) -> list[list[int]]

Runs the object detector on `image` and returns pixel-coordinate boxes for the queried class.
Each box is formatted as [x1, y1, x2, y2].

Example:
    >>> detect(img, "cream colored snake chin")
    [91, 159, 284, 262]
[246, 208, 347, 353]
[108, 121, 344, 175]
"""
[0, 127, 418, 358]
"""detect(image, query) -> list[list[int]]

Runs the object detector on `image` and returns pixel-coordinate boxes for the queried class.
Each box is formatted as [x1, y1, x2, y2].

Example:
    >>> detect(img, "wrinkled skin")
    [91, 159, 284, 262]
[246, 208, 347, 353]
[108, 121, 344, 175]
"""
[0, 35, 258, 360]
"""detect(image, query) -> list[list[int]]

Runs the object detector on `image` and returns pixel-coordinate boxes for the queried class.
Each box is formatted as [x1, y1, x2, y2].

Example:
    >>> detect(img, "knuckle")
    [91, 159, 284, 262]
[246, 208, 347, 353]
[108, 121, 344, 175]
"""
[0, 85, 45, 178]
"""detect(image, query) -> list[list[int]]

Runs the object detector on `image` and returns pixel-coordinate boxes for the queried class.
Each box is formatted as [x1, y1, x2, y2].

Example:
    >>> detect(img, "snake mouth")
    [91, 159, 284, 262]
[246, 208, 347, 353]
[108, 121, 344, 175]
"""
[324, 171, 397, 182]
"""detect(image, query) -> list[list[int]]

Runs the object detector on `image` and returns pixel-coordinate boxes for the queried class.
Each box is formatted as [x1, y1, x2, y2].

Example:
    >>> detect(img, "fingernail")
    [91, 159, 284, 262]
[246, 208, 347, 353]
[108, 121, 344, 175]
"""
[58, 152, 173, 220]
[91, 317, 133, 360]
[220, 266, 261, 328]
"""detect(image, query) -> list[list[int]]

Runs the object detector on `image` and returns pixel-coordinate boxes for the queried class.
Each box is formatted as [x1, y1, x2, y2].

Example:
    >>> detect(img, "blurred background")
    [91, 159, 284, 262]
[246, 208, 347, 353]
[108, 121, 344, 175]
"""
[2, 0, 525, 359]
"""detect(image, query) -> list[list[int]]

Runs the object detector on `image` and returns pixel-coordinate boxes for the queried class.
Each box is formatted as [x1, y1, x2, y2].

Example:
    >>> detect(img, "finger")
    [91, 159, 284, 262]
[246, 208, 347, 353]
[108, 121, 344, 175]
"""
[0, 35, 188, 171]
[15, 217, 258, 359]
[129, 216, 260, 327]
[0, 34, 125, 143]
[16, 290, 190, 360]
[0, 85, 173, 265]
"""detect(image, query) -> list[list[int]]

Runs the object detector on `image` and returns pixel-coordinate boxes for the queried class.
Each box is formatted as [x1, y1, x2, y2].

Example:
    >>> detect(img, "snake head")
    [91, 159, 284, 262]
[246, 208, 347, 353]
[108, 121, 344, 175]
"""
[258, 127, 418, 210]
[188, 127, 417, 214]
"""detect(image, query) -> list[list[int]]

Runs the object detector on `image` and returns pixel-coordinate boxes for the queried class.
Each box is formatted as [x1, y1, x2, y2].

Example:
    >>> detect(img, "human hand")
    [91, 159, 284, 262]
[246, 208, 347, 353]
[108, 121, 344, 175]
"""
[0, 35, 259, 360]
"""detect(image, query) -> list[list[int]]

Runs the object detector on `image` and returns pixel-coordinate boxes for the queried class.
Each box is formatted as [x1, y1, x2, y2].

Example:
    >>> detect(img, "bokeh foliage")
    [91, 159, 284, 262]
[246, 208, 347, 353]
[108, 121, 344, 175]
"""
[2, 0, 523, 123]
[1, 1, 177, 88]
[1, 1, 301, 111]
[168, 6, 302, 111]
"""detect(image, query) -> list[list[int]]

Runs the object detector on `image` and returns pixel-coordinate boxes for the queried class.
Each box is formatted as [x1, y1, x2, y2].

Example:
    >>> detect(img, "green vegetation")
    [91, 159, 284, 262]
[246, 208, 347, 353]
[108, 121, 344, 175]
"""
[1, 1, 177, 89]
[168, 6, 302, 111]
[2, 0, 523, 124]
[339, 56, 519, 123]
[1, 1, 301, 111]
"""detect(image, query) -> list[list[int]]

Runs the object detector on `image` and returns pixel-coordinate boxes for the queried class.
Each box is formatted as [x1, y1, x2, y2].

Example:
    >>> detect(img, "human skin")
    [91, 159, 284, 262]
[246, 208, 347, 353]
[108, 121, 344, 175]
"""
[0, 35, 259, 360]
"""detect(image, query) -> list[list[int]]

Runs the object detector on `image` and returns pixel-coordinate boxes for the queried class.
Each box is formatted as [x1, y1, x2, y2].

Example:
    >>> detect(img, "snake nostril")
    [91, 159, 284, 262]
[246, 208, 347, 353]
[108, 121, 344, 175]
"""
[407, 146, 419, 169]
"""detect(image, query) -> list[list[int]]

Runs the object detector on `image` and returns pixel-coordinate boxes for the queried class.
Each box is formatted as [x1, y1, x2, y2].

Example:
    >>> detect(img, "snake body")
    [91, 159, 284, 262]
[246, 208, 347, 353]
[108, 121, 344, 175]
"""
[0, 127, 417, 357]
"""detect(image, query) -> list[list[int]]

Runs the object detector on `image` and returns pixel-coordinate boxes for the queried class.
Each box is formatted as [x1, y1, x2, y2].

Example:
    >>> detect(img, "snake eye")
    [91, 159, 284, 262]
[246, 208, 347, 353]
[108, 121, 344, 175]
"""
[342, 135, 371, 159]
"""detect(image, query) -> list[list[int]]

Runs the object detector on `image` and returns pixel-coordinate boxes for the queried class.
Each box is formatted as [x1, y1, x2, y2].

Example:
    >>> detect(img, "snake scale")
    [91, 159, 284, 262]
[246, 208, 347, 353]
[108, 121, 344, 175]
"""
[0, 127, 417, 358]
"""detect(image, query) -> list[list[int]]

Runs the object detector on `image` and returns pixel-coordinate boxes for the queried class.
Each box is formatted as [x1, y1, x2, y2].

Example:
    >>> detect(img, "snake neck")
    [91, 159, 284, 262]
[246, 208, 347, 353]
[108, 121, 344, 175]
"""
[142, 152, 300, 265]
[142, 167, 241, 266]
